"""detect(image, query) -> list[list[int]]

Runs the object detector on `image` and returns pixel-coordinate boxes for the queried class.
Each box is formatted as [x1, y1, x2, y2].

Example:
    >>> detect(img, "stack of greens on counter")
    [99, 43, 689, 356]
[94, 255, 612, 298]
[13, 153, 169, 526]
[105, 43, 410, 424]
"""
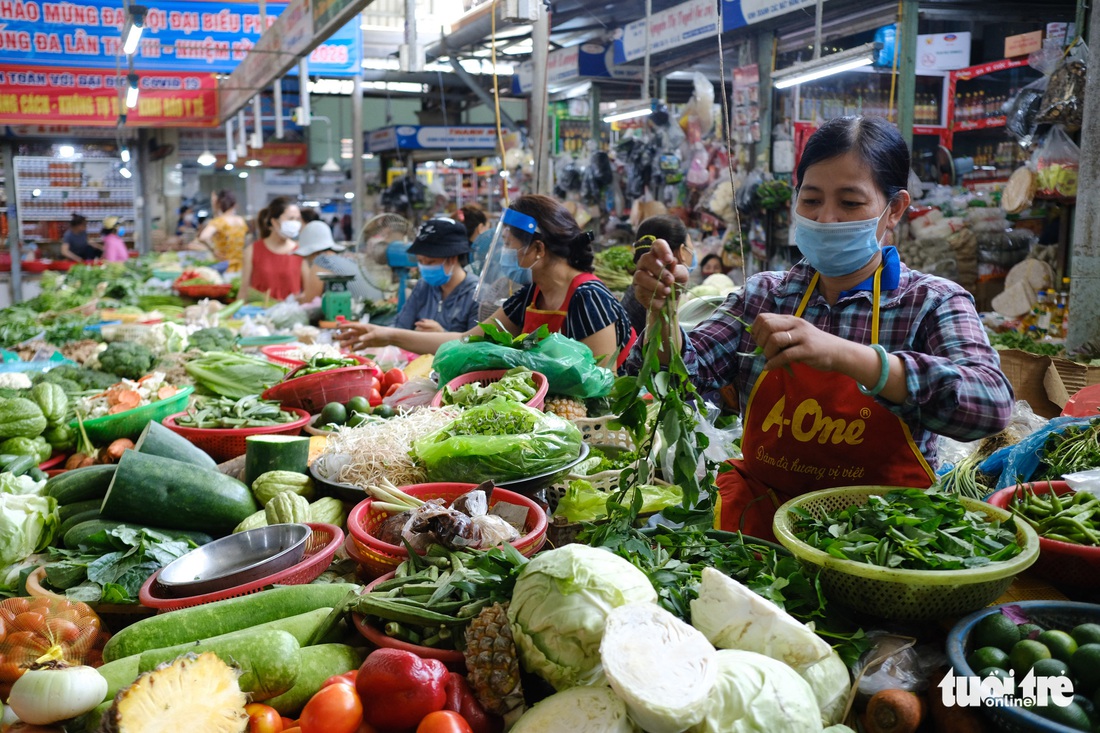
[184, 352, 288, 399]
[593, 246, 636, 291]
[790, 488, 1023, 570]
[41, 526, 194, 604]
[176, 395, 298, 429]
[1035, 418, 1100, 479]
[290, 355, 360, 378]
[440, 366, 538, 407]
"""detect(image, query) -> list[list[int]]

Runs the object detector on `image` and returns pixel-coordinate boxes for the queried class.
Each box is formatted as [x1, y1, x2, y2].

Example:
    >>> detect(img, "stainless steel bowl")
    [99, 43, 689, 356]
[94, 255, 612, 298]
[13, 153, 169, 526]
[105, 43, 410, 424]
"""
[157, 524, 312, 597]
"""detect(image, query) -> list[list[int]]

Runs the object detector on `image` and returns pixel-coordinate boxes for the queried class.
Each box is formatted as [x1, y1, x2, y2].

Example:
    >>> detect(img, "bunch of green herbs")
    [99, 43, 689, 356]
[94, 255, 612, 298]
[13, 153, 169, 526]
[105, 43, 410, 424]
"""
[184, 351, 288, 399]
[442, 366, 538, 407]
[1035, 419, 1100, 480]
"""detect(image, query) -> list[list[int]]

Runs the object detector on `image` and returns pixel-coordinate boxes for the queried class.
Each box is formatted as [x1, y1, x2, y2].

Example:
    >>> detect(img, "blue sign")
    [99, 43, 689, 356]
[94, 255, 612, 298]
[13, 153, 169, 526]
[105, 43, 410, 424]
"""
[0, 0, 359, 75]
[720, 0, 822, 32]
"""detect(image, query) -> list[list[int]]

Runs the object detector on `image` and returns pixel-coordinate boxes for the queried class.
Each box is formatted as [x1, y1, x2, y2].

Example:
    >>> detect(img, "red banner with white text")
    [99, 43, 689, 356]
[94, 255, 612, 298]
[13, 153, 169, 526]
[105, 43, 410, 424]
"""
[0, 66, 219, 126]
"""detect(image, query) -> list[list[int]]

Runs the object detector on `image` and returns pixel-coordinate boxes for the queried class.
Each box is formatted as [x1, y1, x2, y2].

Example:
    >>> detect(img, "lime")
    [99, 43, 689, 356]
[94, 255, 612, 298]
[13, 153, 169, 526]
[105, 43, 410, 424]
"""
[1009, 639, 1052, 674]
[319, 402, 347, 426]
[974, 613, 1022, 653]
[1019, 623, 1046, 640]
[969, 646, 1010, 672]
[1038, 630, 1079, 663]
[1070, 643, 1100, 695]
[1072, 623, 1100, 646]
[346, 396, 371, 415]
[347, 411, 369, 428]
[1031, 658, 1071, 679]
[1034, 700, 1091, 731]
[373, 404, 396, 419]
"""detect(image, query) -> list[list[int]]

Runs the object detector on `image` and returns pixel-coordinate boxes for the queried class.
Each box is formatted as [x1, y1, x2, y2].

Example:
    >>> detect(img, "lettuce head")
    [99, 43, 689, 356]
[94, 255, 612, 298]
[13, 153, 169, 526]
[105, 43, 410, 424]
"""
[0, 493, 58, 566]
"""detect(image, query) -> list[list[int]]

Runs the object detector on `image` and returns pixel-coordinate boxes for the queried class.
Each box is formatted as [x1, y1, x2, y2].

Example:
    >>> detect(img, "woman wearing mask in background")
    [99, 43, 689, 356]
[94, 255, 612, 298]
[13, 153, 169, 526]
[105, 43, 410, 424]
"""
[620, 215, 695, 338]
[629, 116, 1012, 538]
[99, 216, 129, 262]
[298, 220, 350, 302]
[460, 204, 492, 274]
[195, 190, 249, 271]
[392, 218, 480, 333]
[339, 194, 635, 369]
[240, 197, 307, 301]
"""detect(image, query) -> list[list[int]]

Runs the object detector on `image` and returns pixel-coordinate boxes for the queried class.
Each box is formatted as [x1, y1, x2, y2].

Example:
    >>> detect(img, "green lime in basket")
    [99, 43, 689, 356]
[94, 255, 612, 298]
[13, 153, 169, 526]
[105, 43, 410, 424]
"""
[1071, 644, 1100, 695]
[1037, 630, 1078, 663]
[346, 396, 371, 415]
[319, 402, 347, 427]
[1031, 658, 1070, 679]
[1034, 700, 1092, 731]
[969, 647, 1010, 673]
[1072, 623, 1100, 647]
[1018, 623, 1046, 640]
[1010, 639, 1052, 675]
[974, 613, 1021, 653]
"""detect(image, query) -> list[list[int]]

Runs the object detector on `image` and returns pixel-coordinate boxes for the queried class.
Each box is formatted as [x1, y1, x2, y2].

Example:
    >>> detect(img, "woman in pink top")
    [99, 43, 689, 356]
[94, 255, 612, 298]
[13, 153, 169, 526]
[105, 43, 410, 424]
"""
[100, 216, 129, 262]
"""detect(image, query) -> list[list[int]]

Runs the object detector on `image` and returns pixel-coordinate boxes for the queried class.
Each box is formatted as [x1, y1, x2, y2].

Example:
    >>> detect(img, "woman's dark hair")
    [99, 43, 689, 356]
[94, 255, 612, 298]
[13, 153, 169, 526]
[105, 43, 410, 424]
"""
[634, 215, 688, 264]
[70, 214, 86, 228]
[509, 194, 594, 272]
[301, 208, 320, 223]
[459, 205, 488, 239]
[257, 197, 293, 239]
[700, 254, 724, 273]
[796, 116, 910, 203]
[215, 190, 236, 214]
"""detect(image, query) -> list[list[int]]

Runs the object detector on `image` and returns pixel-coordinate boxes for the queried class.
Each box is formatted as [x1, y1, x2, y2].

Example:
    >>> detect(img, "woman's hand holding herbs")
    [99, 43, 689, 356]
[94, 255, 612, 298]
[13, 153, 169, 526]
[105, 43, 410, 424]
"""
[632, 238, 690, 312]
[751, 313, 846, 373]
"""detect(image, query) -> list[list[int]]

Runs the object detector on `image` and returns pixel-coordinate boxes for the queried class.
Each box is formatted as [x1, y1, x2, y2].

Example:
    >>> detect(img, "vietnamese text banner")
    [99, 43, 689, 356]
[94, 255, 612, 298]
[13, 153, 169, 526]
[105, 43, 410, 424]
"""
[0, 0, 360, 75]
[721, 0, 822, 32]
[0, 66, 219, 126]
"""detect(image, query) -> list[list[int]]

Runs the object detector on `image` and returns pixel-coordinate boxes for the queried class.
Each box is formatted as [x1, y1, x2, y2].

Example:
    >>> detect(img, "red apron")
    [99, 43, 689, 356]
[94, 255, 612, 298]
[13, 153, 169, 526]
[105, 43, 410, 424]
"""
[715, 266, 935, 539]
[523, 273, 638, 370]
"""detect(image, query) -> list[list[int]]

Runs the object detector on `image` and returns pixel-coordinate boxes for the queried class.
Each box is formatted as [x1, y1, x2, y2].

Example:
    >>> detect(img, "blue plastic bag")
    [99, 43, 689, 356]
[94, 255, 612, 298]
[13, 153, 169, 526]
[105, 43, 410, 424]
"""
[980, 416, 1098, 490]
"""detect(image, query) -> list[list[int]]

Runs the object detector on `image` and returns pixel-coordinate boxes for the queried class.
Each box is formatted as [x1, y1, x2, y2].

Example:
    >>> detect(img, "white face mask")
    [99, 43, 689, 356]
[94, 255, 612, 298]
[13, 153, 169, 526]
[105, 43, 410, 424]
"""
[279, 220, 302, 240]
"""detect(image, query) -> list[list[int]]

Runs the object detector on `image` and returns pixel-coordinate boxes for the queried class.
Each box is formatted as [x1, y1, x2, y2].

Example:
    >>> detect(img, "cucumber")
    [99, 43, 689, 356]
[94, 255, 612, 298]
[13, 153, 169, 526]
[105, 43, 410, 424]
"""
[59, 509, 104, 539]
[134, 419, 217, 469]
[43, 464, 117, 504]
[4, 454, 37, 476]
[138, 628, 301, 701]
[63, 519, 213, 551]
[102, 583, 360, 662]
[245, 435, 310, 487]
[58, 499, 104, 523]
[101, 451, 259, 534]
[96, 655, 140, 701]
[265, 644, 363, 716]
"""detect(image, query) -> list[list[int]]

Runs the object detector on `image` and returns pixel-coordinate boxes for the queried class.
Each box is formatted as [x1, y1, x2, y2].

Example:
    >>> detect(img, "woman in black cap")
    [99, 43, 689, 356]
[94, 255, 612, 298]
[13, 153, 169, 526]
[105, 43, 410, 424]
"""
[392, 218, 480, 333]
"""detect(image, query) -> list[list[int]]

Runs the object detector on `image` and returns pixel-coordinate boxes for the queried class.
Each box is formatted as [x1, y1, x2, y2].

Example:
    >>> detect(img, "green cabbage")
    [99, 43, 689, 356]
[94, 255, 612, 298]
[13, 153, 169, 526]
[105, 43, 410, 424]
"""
[689, 650, 822, 733]
[556, 480, 682, 523]
[507, 544, 657, 690]
[509, 686, 636, 733]
[0, 493, 59, 566]
[801, 650, 852, 726]
[0, 473, 46, 496]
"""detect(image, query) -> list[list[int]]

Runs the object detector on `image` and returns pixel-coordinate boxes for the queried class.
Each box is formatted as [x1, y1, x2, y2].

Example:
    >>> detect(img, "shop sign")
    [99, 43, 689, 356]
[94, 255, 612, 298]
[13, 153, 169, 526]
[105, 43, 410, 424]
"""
[1004, 30, 1043, 58]
[614, 0, 719, 64]
[366, 125, 499, 153]
[215, 141, 308, 168]
[514, 42, 638, 95]
[721, 0, 821, 33]
[221, 0, 310, 118]
[916, 32, 971, 71]
[0, 65, 218, 126]
[3, 123, 115, 137]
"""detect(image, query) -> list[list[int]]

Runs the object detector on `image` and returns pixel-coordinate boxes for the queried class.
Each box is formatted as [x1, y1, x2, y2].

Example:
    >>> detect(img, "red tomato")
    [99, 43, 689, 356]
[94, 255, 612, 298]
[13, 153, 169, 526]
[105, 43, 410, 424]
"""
[417, 711, 473, 733]
[280, 719, 296, 730]
[299, 683, 363, 733]
[383, 383, 401, 398]
[2, 599, 28, 616]
[368, 388, 383, 407]
[244, 703, 283, 733]
[381, 369, 407, 391]
[322, 670, 357, 688]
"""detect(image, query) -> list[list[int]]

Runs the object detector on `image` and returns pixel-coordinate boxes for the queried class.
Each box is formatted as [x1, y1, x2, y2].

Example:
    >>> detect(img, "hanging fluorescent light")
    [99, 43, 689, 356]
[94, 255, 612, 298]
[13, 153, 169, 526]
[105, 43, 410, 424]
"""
[238, 171, 249, 179]
[224, 163, 234, 171]
[120, 147, 131, 163]
[122, 5, 147, 56]
[118, 165, 133, 179]
[321, 158, 342, 172]
[602, 100, 655, 124]
[58, 145, 75, 158]
[772, 42, 883, 90]
[245, 158, 262, 167]
[344, 192, 355, 200]
[125, 74, 140, 109]
[197, 149, 217, 167]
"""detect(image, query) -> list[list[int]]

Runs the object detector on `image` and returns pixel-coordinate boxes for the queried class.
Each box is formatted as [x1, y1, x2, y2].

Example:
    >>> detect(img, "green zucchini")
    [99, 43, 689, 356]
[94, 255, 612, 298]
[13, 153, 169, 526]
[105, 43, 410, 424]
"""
[102, 583, 360, 662]
[4, 454, 37, 477]
[43, 464, 117, 504]
[134, 419, 217, 469]
[59, 509, 104, 539]
[58, 499, 104, 524]
[63, 519, 213, 551]
[96, 655, 141, 702]
[245, 435, 310, 487]
[265, 644, 363, 716]
[139, 628, 301, 701]
[101, 451, 259, 534]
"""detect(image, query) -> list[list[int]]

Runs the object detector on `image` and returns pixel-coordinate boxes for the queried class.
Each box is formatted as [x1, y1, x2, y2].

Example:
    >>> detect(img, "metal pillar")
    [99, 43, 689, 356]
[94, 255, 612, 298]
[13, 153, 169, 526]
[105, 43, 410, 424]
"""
[298, 58, 311, 126]
[756, 31, 775, 172]
[404, 0, 419, 71]
[352, 73, 365, 228]
[530, 3, 551, 194]
[643, 0, 652, 98]
[135, 129, 153, 254]
[3, 143, 22, 304]
[1066, 0, 1099, 354]
[589, 83, 602, 142]
[896, 0, 919, 147]
[446, 53, 520, 130]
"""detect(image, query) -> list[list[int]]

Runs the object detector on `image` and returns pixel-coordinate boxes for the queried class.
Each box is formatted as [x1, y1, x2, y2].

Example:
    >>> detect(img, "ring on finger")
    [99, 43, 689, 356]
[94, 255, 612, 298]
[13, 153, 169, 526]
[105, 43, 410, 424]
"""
[784, 332, 792, 348]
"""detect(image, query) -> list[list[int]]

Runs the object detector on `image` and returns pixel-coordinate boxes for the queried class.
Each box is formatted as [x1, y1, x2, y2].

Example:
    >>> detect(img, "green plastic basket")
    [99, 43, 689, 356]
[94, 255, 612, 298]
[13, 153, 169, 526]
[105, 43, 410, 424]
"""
[72, 386, 194, 443]
[773, 485, 1040, 621]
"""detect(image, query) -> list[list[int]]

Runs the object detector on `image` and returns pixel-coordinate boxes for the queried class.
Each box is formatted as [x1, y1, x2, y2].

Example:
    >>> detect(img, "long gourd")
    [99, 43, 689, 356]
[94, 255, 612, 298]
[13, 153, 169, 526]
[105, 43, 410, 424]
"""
[100, 450, 258, 534]
[134, 419, 217, 468]
[245, 435, 310, 487]
[102, 583, 358, 662]
[265, 644, 363, 716]
[42, 464, 116, 504]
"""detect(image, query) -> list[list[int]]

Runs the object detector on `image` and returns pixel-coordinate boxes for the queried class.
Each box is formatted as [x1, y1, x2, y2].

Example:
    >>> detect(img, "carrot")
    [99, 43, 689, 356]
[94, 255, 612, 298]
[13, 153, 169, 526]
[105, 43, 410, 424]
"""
[157, 385, 178, 400]
[113, 390, 141, 409]
[105, 439, 134, 462]
[864, 689, 925, 733]
[65, 453, 88, 470]
[108, 404, 130, 415]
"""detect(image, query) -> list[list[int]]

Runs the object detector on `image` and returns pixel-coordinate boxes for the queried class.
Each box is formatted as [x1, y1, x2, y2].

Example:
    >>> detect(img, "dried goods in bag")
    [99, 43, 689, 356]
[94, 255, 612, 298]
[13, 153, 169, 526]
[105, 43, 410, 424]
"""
[1034, 125, 1080, 198]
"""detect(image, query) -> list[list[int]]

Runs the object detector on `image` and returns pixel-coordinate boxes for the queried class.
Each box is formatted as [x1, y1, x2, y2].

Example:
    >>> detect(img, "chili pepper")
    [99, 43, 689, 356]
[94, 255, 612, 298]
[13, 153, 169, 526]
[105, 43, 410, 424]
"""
[445, 673, 503, 733]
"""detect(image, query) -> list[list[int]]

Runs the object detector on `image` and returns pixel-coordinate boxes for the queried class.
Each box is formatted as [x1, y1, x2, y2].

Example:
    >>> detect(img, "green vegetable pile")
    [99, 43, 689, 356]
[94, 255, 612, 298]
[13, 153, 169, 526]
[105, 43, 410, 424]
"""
[352, 543, 527, 649]
[1008, 484, 1100, 545]
[187, 327, 237, 353]
[176, 395, 298, 429]
[291, 355, 360, 377]
[790, 488, 1023, 570]
[0, 307, 98, 349]
[34, 365, 120, 397]
[556, 479, 682, 522]
[1036, 419, 1100, 479]
[97, 342, 157, 381]
[184, 352, 288, 399]
[988, 330, 1064, 357]
[42, 525, 194, 604]
[593, 246, 636, 291]
[441, 366, 538, 407]
[442, 402, 537, 437]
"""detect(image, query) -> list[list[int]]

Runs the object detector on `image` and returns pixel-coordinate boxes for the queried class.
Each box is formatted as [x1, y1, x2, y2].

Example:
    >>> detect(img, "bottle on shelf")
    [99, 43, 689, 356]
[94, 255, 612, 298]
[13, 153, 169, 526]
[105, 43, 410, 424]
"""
[1035, 289, 1052, 336]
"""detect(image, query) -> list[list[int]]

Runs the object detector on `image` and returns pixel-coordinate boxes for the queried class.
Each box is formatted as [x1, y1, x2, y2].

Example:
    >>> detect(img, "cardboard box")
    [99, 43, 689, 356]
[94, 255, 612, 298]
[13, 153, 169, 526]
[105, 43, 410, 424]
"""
[998, 349, 1100, 418]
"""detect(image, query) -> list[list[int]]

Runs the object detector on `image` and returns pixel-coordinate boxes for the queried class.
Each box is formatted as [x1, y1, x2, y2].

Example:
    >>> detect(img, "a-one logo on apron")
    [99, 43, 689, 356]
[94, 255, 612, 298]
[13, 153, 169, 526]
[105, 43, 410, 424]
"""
[758, 395, 869, 446]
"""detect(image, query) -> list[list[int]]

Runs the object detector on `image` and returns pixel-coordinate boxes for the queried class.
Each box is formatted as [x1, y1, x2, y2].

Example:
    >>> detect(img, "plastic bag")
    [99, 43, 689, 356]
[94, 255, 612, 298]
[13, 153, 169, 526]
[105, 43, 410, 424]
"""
[980, 416, 1096, 489]
[1034, 126, 1079, 198]
[412, 398, 583, 483]
[433, 332, 614, 399]
[853, 633, 946, 697]
[555, 480, 683, 523]
[1038, 41, 1089, 130]
[382, 378, 439, 410]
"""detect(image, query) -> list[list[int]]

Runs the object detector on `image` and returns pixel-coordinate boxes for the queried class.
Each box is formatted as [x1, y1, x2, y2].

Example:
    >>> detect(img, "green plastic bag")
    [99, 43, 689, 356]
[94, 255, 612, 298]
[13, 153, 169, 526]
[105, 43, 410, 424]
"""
[413, 398, 583, 483]
[433, 326, 614, 399]
[556, 479, 684, 523]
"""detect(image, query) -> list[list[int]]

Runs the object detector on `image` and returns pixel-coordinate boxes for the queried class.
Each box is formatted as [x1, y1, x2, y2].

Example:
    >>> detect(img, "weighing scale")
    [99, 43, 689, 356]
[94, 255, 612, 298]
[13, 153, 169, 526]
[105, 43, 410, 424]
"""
[320, 273, 355, 321]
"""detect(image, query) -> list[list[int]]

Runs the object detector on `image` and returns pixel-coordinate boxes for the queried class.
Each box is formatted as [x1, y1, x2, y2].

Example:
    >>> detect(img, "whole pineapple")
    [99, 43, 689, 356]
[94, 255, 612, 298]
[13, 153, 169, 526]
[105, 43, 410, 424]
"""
[544, 396, 587, 421]
[463, 602, 524, 716]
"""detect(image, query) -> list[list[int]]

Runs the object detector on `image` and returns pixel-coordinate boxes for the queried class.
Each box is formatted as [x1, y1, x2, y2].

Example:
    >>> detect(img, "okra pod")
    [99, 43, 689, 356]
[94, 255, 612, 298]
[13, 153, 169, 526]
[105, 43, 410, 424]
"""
[384, 622, 422, 644]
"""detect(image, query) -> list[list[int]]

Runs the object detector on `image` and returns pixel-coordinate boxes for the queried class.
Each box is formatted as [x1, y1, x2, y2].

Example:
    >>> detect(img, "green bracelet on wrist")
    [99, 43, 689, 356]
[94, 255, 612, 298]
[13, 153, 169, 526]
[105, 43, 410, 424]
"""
[857, 344, 890, 397]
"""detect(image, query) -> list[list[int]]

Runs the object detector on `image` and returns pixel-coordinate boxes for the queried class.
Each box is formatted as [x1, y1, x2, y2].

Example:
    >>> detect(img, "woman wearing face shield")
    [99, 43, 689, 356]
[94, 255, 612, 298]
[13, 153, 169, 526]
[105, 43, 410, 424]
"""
[628, 116, 1013, 538]
[240, 197, 308, 301]
[392, 218, 480, 333]
[339, 194, 635, 369]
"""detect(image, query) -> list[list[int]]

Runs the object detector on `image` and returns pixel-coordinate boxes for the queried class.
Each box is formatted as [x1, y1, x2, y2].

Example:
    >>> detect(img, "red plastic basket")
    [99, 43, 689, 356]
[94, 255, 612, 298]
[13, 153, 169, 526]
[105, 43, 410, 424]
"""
[161, 407, 311, 463]
[987, 481, 1100, 589]
[138, 523, 344, 611]
[176, 283, 233, 300]
[262, 364, 382, 414]
[47, 260, 76, 271]
[347, 483, 547, 578]
[20, 260, 50, 273]
[430, 369, 549, 410]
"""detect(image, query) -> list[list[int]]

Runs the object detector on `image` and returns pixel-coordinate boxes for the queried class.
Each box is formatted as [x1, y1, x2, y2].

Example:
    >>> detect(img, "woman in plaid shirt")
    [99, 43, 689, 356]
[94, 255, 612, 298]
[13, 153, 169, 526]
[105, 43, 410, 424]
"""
[628, 116, 1013, 538]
